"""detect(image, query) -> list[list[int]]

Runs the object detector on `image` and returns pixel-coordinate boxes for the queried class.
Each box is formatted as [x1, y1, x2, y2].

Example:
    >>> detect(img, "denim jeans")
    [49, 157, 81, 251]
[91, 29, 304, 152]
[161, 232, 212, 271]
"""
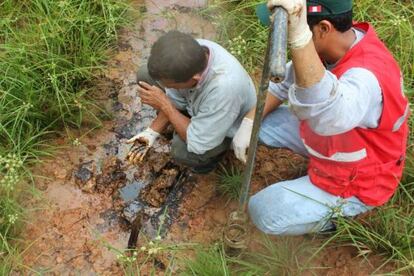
[248, 106, 373, 235]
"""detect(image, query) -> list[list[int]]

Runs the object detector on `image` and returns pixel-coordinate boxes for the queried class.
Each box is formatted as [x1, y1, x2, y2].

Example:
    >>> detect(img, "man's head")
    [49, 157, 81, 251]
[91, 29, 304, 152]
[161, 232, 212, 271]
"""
[306, 0, 353, 60]
[147, 31, 208, 89]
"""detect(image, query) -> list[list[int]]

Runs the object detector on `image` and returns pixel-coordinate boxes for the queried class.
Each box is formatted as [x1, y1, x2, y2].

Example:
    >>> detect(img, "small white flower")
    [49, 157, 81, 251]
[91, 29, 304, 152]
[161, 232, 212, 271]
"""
[72, 138, 81, 146]
[8, 214, 18, 224]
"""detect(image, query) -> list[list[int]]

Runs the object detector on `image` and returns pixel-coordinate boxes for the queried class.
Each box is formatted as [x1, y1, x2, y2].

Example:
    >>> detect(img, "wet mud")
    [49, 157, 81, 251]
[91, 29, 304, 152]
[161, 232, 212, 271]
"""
[140, 167, 179, 208]
[20, 0, 390, 275]
[21, 0, 217, 274]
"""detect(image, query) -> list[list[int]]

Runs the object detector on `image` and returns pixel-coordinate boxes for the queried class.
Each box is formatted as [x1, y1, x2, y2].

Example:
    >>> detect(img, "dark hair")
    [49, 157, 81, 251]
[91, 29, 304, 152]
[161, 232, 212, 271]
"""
[307, 10, 353, 33]
[147, 31, 207, 83]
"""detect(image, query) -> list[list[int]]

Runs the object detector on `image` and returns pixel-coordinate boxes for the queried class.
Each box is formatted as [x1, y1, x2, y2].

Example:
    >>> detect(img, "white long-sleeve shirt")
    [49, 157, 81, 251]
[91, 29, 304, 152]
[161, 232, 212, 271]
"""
[269, 28, 383, 136]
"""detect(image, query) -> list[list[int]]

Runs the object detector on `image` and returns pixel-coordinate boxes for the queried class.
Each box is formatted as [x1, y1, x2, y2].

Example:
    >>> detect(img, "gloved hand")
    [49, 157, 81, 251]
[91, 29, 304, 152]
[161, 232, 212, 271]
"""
[267, 0, 312, 49]
[126, 128, 160, 164]
[232, 117, 253, 163]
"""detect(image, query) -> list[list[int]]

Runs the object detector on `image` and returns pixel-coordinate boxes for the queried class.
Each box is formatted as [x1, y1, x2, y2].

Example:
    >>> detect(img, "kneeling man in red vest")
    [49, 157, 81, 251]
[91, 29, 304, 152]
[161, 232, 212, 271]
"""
[232, 0, 409, 235]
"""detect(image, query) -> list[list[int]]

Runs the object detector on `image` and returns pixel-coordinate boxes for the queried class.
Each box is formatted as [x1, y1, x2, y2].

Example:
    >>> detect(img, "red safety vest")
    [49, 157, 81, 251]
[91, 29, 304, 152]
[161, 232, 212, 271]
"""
[300, 23, 409, 206]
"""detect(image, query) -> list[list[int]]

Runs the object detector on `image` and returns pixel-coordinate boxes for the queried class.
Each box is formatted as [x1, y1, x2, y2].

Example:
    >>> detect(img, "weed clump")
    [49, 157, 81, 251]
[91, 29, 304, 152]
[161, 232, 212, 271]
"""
[0, 0, 129, 272]
[216, 164, 243, 201]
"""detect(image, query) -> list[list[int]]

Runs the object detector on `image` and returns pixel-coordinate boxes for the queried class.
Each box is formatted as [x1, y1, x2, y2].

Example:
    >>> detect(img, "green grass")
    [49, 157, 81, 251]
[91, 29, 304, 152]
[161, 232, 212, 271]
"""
[216, 164, 243, 201]
[181, 244, 231, 276]
[203, 1, 268, 74]
[109, 236, 195, 275]
[0, 0, 130, 272]
[209, 0, 414, 274]
[230, 235, 313, 275]
[181, 236, 313, 275]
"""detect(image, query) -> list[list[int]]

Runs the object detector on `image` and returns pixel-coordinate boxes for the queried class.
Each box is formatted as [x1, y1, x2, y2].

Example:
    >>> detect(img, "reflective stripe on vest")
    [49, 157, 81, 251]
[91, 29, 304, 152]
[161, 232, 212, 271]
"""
[303, 139, 367, 162]
[392, 103, 410, 132]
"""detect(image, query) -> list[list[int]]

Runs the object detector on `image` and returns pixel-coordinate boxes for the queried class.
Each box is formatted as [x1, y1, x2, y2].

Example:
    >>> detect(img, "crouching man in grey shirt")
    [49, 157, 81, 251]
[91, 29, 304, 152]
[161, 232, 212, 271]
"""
[126, 31, 256, 174]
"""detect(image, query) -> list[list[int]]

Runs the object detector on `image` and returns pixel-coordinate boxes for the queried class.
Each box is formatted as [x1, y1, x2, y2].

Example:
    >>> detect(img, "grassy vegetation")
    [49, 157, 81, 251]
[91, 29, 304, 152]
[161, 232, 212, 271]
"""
[181, 236, 314, 275]
[216, 164, 243, 201]
[181, 244, 231, 276]
[111, 235, 195, 275]
[0, 0, 129, 272]
[203, 0, 414, 274]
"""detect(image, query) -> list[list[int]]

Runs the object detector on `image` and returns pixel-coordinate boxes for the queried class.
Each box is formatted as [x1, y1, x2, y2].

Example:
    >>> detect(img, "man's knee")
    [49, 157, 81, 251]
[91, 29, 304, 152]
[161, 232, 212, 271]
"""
[248, 187, 291, 235]
[136, 65, 158, 87]
[171, 135, 229, 167]
[171, 135, 190, 165]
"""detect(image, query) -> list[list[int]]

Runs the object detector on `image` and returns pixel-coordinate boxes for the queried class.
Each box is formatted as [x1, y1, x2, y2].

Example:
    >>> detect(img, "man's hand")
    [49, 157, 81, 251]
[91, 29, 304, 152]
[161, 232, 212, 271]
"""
[267, 0, 312, 49]
[126, 128, 160, 164]
[232, 117, 254, 163]
[138, 81, 171, 111]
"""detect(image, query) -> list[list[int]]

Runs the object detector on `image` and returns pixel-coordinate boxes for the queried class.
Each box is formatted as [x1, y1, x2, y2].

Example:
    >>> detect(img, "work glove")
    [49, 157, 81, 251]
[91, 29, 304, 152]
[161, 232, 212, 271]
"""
[232, 117, 254, 163]
[267, 0, 312, 49]
[126, 128, 160, 164]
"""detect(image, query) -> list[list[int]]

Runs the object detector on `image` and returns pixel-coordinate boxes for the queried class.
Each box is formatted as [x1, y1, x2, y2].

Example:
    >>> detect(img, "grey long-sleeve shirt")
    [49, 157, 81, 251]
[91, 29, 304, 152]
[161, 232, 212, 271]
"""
[166, 39, 257, 154]
[269, 28, 383, 136]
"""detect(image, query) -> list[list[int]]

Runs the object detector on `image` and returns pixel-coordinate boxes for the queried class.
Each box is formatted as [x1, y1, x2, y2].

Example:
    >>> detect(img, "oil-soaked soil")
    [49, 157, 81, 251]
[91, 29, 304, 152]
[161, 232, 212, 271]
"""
[21, 1, 391, 275]
[21, 1, 215, 274]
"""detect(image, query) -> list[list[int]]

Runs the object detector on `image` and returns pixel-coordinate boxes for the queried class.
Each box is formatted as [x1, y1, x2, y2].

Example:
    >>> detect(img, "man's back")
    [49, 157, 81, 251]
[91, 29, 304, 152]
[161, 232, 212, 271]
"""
[166, 39, 257, 154]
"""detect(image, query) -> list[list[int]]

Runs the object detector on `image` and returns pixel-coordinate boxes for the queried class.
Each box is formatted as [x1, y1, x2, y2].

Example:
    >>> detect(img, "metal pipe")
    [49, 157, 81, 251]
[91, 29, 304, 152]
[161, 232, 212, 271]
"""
[238, 7, 288, 213]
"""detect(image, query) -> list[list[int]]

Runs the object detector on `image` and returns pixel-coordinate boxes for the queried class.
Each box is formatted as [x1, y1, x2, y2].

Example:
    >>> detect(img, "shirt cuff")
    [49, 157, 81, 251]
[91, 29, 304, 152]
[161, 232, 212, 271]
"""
[291, 71, 337, 105]
[268, 81, 289, 101]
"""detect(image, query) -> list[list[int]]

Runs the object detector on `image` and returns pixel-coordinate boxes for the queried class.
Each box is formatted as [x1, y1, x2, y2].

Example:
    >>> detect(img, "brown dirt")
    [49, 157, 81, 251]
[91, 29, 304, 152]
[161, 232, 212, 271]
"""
[22, 127, 128, 275]
[252, 145, 308, 192]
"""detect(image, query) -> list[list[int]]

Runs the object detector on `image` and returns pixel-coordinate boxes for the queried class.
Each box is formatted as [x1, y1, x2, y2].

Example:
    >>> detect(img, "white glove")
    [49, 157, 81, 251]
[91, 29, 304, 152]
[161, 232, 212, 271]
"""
[126, 128, 160, 165]
[126, 127, 160, 147]
[232, 117, 253, 163]
[267, 0, 312, 49]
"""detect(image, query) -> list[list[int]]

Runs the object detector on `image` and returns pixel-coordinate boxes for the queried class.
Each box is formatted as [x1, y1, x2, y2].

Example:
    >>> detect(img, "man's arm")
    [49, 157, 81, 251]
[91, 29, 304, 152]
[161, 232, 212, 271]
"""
[291, 42, 325, 88]
[161, 104, 190, 141]
[289, 68, 383, 135]
[243, 61, 294, 120]
[149, 111, 170, 133]
[138, 81, 191, 141]
[244, 92, 284, 120]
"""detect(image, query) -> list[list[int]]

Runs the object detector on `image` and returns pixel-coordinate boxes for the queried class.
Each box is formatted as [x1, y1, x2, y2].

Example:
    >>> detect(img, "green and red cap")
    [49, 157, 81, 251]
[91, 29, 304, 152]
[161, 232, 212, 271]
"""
[256, 0, 353, 26]
[307, 0, 352, 16]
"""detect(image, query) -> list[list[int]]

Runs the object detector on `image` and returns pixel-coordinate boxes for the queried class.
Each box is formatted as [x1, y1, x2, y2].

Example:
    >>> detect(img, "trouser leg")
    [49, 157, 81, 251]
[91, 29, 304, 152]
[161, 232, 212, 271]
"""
[136, 64, 163, 89]
[171, 133, 231, 172]
[259, 106, 308, 156]
[248, 175, 373, 235]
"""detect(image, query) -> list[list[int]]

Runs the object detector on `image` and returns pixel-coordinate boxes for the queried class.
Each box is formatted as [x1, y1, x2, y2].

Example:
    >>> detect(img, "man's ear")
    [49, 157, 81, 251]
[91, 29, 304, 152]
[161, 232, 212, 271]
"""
[192, 73, 202, 82]
[317, 20, 333, 38]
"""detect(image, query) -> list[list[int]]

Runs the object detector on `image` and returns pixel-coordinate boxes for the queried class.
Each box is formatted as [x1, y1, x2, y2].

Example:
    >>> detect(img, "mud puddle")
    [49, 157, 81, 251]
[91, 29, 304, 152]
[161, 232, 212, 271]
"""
[21, 0, 215, 274]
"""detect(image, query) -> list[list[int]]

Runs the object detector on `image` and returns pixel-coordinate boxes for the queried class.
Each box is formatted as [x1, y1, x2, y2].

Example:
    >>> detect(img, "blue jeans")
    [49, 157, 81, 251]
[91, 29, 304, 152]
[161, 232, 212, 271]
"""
[248, 106, 373, 235]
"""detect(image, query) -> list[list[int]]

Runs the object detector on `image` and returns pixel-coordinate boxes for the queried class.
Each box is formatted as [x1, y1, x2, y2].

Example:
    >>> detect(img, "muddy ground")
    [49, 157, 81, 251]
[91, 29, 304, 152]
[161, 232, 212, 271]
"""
[21, 1, 390, 275]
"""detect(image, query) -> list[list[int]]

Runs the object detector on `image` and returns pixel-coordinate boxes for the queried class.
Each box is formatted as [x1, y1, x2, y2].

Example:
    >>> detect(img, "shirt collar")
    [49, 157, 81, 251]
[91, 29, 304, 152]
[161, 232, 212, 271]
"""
[195, 46, 213, 89]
